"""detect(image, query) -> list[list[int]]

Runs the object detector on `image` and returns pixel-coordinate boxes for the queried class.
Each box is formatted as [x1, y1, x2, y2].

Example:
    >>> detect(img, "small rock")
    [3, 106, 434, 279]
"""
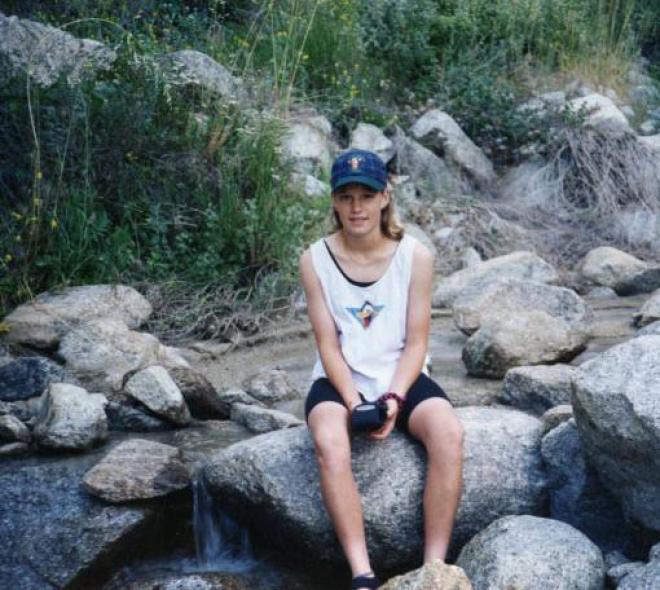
[0, 441, 30, 457]
[633, 288, 660, 327]
[0, 414, 31, 443]
[350, 123, 396, 163]
[230, 403, 303, 434]
[105, 400, 173, 433]
[500, 364, 575, 415]
[0, 357, 74, 402]
[82, 438, 189, 503]
[541, 404, 573, 434]
[380, 559, 472, 590]
[607, 562, 646, 586]
[169, 366, 228, 420]
[243, 369, 299, 405]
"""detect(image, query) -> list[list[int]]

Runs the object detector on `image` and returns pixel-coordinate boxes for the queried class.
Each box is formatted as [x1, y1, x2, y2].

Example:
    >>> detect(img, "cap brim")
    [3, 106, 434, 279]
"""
[332, 175, 386, 192]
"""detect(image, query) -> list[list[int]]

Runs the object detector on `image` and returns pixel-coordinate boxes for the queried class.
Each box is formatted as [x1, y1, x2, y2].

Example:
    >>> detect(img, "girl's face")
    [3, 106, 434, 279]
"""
[332, 183, 389, 237]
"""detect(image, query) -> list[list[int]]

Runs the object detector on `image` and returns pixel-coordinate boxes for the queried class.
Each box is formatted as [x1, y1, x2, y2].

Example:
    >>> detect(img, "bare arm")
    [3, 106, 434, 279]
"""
[299, 249, 361, 410]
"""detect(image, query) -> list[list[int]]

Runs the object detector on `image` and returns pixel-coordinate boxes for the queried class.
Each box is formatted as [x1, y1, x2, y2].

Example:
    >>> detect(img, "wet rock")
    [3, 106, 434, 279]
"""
[2, 284, 151, 348]
[633, 288, 660, 327]
[33, 383, 108, 451]
[161, 49, 244, 100]
[541, 419, 632, 553]
[243, 368, 299, 405]
[0, 448, 155, 588]
[433, 251, 559, 308]
[205, 406, 546, 570]
[230, 403, 303, 434]
[580, 246, 660, 295]
[0, 413, 31, 443]
[350, 123, 395, 163]
[541, 404, 573, 434]
[124, 365, 191, 426]
[462, 310, 588, 378]
[392, 129, 468, 202]
[169, 366, 228, 420]
[500, 364, 575, 415]
[0, 356, 74, 401]
[457, 515, 605, 590]
[0, 12, 115, 87]
[380, 559, 472, 590]
[59, 318, 161, 392]
[82, 438, 189, 502]
[410, 109, 495, 189]
[453, 279, 592, 336]
[572, 335, 660, 533]
[172, 419, 252, 469]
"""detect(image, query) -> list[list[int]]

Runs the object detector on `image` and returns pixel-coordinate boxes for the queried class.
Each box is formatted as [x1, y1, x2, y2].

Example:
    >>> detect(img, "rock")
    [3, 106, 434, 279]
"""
[640, 119, 657, 135]
[290, 172, 330, 198]
[636, 320, 660, 337]
[0, 398, 36, 424]
[2, 284, 151, 348]
[282, 114, 334, 176]
[585, 286, 617, 299]
[350, 123, 396, 163]
[409, 109, 496, 189]
[541, 419, 632, 553]
[0, 356, 74, 401]
[580, 246, 660, 295]
[640, 134, 660, 152]
[0, 12, 115, 87]
[621, 105, 636, 119]
[105, 399, 173, 432]
[0, 414, 31, 443]
[117, 572, 252, 590]
[608, 562, 646, 586]
[572, 336, 660, 533]
[0, 441, 30, 457]
[433, 251, 559, 308]
[0, 447, 160, 588]
[457, 515, 605, 590]
[243, 368, 299, 405]
[168, 366, 228, 420]
[58, 318, 162, 392]
[541, 404, 573, 434]
[205, 407, 546, 570]
[633, 289, 660, 327]
[82, 438, 189, 502]
[462, 311, 588, 378]
[160, 49, 243, 100]
[615, 208, 660, 250]
[461, 248, 482, 269]
[404, 223, 437, 260]
[617, 560, 660, 589]
[33, 383, 108, 451]
[380, 559, 473, 590]
[500, 364, 576, 415]
[453, 279, 593, 336]
[230, 403, 303, 434]
[389, 174, 421, 223]
[567, 94, 631, 131]
[629, 84, 660, 107]
[392, 130, 469, 202]
[124, 366, 191, 426]
[216, 388, 264, 414]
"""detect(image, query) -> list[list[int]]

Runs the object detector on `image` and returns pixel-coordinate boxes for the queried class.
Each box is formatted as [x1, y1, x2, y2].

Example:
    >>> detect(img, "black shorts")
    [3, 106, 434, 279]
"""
[304, 373, 451, 433]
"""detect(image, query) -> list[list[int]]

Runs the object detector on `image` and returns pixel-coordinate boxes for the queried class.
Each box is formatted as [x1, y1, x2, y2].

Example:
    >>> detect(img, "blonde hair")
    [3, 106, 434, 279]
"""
[330, 184, 405, 241]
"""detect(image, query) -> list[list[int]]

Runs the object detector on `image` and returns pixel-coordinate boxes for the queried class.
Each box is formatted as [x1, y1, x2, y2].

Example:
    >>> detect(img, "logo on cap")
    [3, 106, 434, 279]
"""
[349, 157, 362, 171]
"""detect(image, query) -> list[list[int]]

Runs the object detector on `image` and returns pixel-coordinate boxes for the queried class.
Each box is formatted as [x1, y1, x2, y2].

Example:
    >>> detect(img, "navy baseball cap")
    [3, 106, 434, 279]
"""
[331, 149, 387, 192]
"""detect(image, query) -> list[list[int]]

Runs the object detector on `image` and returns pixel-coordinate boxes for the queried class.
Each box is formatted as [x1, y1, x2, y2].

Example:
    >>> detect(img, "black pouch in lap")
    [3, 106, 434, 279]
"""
[351, 401, 387, 432]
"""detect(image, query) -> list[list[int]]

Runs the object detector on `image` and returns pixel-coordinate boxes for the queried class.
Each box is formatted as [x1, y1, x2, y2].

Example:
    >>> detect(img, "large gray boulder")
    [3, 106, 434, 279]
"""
[457, 515, 605, 590]
[567, 94, 631, 131]
[462, 310, 588, 378]
[350, 123, 396, 163]
[124, 365, 191, 426]
[204, 407, 546, 570]
[160, 49, 243, 100]
[392, 131, 469, 202]
[580, 246, 660, 295]
[282, 114, 334, 176]
[410, 109, 495, 189]
[433, 251, 559, 308]
[2, 284, 152, 349]
[572, 335, 660, 533]
[380, 560, 473, 590]
[541, 419, 632, 553]
[82, 438, 189, 502]
[452, 279, 593, 336]
[33, 383, 108, 451]
[500, 364, 576, 415]
[0, 12, 115, 87]
[633, 289, 660, 327]
[0, 356, 75, 401]
[58, 318, 188, 393]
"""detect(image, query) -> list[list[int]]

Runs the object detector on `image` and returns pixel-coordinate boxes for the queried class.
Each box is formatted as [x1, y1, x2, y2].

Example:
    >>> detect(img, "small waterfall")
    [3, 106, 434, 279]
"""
[192, 471, 254, 572]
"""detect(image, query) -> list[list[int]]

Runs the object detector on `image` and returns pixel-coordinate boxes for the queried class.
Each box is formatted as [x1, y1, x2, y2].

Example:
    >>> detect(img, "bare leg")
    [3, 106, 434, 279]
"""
[307, 402, 374, 582]
[408, 398, 463, 562]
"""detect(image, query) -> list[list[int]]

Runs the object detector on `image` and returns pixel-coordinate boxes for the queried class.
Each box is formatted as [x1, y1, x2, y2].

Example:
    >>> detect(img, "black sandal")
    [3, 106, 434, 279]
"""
[351, 572, 379, 589]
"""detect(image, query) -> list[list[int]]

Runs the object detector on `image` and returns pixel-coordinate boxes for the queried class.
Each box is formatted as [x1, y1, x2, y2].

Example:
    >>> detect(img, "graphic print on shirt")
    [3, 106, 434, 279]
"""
[347, 300, 384, 329]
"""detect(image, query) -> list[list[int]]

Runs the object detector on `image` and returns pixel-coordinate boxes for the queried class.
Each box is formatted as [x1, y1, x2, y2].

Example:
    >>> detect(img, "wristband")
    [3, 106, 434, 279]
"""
[378, 392, 405, 413]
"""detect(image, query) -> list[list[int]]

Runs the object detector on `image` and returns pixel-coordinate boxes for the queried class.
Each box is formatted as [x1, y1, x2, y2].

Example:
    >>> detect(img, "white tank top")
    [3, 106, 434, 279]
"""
[310, 233, 425, 401]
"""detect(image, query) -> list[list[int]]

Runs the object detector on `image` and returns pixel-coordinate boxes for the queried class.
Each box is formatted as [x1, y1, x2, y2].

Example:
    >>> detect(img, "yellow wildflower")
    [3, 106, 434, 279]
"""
[36, 171, 43, 180]
[50, 218, 59, 230]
